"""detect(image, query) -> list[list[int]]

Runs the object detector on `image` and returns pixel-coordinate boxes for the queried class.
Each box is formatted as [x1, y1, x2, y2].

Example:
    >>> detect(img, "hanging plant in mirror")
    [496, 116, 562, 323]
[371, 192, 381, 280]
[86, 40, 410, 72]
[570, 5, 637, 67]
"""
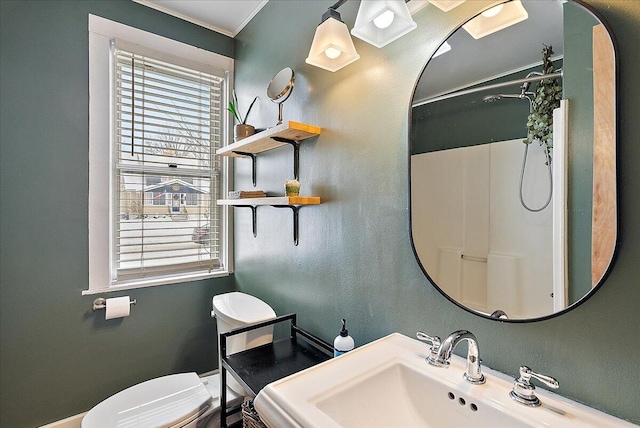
[524, 45, 562, 164]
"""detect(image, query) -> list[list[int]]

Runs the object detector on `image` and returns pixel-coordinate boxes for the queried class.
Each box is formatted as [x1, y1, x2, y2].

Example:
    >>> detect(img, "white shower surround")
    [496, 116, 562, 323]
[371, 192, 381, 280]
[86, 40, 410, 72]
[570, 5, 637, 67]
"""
[412, 135, 557, 318]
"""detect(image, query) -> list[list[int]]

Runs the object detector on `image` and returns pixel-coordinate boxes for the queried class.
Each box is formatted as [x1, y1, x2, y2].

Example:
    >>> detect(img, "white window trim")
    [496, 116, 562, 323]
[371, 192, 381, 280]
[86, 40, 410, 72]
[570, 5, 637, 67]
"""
[86, 15, 234, 295]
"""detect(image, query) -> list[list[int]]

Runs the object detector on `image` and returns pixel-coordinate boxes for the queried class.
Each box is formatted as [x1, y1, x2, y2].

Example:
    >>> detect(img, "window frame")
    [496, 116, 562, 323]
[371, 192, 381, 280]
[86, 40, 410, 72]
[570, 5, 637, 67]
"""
[86, 15, 234, 295]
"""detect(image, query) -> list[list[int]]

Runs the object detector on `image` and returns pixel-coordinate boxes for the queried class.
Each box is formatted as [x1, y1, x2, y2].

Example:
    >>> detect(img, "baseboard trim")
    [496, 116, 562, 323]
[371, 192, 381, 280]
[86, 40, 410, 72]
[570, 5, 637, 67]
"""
[199, 369, 219, 377]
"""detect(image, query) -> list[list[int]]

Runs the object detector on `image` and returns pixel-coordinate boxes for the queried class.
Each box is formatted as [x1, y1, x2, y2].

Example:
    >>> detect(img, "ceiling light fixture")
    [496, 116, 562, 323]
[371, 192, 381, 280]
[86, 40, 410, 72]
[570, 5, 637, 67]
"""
[351, 0, 417, 48]
[306, 1, 360, 72]
[373, 10, 395, 29]
[463, 0, 528, 39]
[428, 0, 466, 12]
[481, 4, 504, 18]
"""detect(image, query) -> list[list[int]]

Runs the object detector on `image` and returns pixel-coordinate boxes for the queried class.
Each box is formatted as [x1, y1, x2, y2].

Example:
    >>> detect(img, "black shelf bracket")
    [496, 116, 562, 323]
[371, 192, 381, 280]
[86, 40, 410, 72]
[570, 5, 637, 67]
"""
[271, 137, 301, 180]
[232, 151, 257, 187]
[273, 205, 300, 246]
[236, 205, 258, 237]
[232, 138, 301, 185]
[229, 204, 312, 245]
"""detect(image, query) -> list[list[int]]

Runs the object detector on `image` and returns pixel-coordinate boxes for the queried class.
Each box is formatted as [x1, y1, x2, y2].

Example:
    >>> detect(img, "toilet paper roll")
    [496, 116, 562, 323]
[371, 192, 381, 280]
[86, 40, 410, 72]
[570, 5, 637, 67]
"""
[105, 296, 131, 320]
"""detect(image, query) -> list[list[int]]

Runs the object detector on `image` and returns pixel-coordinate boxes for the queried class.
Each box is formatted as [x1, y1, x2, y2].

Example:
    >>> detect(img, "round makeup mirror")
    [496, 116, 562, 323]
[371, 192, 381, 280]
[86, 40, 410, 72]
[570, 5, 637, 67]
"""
[267, 67, 295, 125]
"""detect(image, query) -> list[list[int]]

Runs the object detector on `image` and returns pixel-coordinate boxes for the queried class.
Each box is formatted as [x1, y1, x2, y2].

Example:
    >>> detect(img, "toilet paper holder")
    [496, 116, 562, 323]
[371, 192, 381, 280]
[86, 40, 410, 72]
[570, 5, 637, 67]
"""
[92, 297, 137, 311]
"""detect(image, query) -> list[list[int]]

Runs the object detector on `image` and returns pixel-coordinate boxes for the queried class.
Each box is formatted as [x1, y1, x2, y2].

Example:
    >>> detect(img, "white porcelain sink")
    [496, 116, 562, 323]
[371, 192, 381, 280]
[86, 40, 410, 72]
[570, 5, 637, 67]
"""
[254, 333, 634, 427]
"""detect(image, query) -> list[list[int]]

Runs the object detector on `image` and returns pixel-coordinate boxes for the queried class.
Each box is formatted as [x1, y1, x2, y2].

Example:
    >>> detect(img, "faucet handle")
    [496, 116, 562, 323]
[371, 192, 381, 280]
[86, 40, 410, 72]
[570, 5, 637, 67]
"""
[416, 331, 441, 347]
[416, 331, 441, 360]
[519, 366, 559, 389]
[510, 366, 559, 407]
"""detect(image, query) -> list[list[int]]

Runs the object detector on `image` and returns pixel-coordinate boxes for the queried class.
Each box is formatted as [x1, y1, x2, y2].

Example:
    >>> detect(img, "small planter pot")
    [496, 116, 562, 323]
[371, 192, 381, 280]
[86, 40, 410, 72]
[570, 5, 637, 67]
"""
[285, 179, 300, 197]
[235, 124, 255, 141]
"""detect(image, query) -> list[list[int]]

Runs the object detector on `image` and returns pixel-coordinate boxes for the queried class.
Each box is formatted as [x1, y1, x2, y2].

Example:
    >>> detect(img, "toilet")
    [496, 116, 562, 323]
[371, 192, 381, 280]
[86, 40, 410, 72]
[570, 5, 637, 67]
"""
[82, 292, 276, 428]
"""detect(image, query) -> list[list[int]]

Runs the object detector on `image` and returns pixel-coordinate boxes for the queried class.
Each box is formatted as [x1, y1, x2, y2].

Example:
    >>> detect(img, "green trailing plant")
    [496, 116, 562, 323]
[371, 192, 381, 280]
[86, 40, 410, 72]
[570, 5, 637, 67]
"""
[228, 90, 258, 124]
[524, 45, 562, 164]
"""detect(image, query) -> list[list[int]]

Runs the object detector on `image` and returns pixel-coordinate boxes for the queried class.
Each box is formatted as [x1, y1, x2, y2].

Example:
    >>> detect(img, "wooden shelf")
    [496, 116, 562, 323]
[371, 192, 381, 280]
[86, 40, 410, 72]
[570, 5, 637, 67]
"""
[216, 121, 321, 158]
[217, 196, 320, 206]
[215, 121, 322, 245]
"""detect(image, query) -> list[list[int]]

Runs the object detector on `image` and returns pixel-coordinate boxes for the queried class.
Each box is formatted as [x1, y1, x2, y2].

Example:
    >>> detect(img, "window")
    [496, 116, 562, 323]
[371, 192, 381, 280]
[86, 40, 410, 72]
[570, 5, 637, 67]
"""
[88, 16, 233, 293]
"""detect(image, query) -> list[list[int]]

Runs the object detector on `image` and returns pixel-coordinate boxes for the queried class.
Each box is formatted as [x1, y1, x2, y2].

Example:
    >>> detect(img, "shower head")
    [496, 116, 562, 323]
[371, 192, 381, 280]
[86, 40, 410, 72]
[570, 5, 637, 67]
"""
[482, 93, 534, 111]
[482, 94, 521, 102]
[483, 94, 502, 103]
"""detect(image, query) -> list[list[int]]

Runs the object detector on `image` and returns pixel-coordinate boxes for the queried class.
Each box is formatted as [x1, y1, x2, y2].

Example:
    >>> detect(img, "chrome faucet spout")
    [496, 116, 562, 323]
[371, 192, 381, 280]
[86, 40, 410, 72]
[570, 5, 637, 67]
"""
[427, 330, 485, 385]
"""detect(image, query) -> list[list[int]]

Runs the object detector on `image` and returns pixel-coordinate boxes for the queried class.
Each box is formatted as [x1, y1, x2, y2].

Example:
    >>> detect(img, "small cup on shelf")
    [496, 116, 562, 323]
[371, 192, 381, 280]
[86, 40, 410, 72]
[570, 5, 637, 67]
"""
[285, 179, 300, 197]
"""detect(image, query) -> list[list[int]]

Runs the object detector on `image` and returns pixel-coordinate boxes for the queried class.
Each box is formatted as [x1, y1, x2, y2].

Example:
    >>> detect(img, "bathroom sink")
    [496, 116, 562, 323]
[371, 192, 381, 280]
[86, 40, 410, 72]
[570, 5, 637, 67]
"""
[254, 333, 634, 427]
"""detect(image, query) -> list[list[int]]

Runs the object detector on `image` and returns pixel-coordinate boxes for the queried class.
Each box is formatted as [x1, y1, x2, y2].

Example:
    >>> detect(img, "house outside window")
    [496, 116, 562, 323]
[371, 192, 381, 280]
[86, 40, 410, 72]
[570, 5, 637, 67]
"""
[87, 16, 233, 293]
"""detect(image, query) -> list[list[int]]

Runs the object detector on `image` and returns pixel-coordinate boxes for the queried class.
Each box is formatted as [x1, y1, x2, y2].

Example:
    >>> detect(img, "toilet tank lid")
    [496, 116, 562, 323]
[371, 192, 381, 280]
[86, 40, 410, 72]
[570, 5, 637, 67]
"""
[212, 292, 276, 325]
[81, 373, 211, 428]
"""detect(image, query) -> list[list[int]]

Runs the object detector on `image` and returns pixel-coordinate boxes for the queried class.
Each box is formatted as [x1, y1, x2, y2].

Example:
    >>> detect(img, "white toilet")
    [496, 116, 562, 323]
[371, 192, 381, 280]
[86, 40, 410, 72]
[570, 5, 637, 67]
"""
[82, 292, 276, 428]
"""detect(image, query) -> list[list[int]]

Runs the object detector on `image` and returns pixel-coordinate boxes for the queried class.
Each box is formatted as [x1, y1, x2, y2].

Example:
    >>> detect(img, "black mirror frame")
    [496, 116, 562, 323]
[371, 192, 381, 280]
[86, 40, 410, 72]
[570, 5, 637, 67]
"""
[407, 0, 620, 323]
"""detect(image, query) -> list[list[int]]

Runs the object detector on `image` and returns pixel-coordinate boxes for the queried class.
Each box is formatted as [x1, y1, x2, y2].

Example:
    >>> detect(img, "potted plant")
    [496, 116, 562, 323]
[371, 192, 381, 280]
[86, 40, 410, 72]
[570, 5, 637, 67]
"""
[228, 90, 258, 141]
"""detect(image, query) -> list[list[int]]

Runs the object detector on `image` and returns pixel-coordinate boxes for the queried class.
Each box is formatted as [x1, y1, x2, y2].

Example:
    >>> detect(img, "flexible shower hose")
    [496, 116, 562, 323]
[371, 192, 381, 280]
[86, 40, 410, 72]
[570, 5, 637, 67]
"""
[519, 143, 552, 212]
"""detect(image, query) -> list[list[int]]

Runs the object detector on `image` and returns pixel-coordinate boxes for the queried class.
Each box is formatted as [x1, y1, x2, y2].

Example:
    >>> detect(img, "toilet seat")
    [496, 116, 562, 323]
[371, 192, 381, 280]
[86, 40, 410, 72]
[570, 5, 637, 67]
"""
[82, 373, 212, 428]
[212, 292, 276, 327]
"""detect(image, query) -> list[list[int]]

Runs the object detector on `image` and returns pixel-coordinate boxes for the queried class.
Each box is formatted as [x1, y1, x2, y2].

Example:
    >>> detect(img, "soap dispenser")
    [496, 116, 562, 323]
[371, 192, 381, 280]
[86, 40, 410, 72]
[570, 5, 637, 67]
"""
[334, 319, 355, 357]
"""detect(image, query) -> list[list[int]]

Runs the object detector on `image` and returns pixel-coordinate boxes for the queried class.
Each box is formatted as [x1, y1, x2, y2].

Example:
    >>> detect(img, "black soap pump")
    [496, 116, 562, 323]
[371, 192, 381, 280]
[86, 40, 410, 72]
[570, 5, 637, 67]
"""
[333, 319, 355, 357]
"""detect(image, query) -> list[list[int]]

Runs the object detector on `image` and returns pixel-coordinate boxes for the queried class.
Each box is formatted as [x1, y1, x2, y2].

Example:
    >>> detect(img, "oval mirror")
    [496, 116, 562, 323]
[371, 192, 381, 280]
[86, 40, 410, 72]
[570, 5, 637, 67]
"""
[409, 0, 617, 321]
[267, 67, 295, 125]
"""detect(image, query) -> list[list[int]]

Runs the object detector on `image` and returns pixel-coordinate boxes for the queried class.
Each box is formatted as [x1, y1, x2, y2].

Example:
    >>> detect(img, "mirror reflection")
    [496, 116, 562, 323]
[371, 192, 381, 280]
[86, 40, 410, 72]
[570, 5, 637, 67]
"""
[410, 0, 616, 320]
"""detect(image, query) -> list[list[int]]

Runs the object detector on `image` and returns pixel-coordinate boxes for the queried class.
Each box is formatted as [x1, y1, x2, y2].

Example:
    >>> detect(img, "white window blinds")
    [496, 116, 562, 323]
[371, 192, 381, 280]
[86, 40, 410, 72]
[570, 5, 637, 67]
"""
[113, 47, 225, 284]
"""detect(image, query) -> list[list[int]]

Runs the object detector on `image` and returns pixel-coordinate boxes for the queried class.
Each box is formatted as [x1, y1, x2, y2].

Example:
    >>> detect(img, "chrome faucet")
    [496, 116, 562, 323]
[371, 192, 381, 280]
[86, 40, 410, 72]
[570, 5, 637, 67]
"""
[418, 330, 485, 385]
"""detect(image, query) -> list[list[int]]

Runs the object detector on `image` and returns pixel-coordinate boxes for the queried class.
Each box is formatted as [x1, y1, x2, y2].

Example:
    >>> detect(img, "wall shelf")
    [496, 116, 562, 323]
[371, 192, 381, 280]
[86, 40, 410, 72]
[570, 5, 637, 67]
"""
[218, 197, 321, 245]
[216, 121, 321, 157]
[217, 196, 320, 206]
[216, 121, 321, 184]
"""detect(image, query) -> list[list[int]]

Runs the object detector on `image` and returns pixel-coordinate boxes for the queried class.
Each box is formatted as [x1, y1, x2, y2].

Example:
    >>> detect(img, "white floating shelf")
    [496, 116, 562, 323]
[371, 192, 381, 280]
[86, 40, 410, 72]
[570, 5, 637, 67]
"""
[216, 121, 322, 158]
[217, 196, 321, 206]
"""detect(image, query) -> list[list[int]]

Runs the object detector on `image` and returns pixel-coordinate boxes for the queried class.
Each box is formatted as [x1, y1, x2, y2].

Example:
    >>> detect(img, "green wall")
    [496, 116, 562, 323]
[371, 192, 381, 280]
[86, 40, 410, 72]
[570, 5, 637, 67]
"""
[411, 68, 537, 154]
[233, 0, 640, 424]
[0, 1, 235, 426]
[410, 60, 562, 155]
[2, 0, 639, 426]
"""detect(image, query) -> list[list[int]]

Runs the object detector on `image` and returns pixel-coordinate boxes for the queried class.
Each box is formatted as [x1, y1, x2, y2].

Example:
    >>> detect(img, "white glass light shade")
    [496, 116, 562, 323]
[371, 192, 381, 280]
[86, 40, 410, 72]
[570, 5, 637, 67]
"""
[481, 4, 503, 18]
[429, 0, 466, 12]
[351, 0, 417, 48]
[462, 0, 528, 39]
[306, 17, 360, 72]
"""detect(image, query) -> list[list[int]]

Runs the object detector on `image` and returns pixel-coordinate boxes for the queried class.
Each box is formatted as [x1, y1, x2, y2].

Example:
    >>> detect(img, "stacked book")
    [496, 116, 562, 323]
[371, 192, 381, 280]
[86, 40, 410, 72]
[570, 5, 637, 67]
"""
[228, 190, 266, 199]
